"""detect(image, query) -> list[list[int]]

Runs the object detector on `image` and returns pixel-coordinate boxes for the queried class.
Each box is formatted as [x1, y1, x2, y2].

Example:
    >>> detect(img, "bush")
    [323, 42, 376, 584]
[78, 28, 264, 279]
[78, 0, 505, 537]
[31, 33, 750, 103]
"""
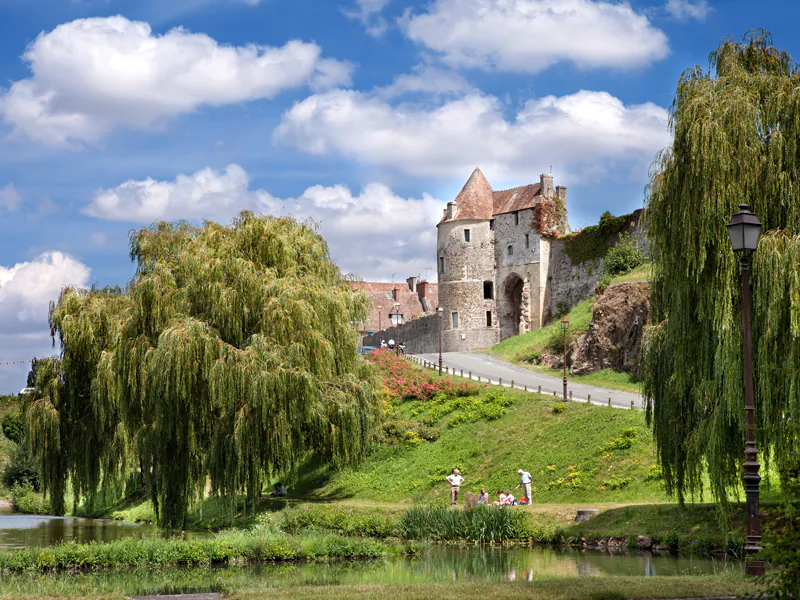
[10, 482, 47, 515]
[2, 444, 40, 491]
[595, 274, 612, 295]
[603, 232, 643, 277]
[2, 412, 24, 444]
[552, 403, 566, 414]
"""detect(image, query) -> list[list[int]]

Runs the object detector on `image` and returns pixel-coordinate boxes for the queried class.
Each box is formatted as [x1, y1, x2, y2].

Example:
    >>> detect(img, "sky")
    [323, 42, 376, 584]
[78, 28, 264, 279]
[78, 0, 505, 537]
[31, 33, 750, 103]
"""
[0, 0, 798, 391]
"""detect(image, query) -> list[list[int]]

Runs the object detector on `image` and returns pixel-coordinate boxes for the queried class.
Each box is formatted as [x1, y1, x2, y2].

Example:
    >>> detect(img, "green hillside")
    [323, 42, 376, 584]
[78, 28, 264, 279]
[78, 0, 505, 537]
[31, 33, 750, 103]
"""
[485, 264, 651, 393]
[296, 350, 665, 505]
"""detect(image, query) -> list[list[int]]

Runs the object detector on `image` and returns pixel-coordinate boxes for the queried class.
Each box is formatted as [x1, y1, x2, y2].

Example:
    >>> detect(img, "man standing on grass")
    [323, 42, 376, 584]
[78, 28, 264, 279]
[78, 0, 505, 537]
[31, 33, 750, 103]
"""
[515, 468, 532, 505]
[446, 468, 464, 506]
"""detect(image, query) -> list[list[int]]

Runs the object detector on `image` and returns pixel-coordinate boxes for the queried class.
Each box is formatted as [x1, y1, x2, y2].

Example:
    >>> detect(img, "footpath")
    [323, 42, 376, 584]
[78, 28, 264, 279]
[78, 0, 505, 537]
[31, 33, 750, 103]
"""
[411, 351, 643, 410]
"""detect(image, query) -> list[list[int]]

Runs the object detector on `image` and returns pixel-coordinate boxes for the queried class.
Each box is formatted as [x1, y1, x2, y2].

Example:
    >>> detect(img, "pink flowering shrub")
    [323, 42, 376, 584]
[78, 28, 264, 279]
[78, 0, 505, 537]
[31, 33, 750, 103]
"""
[366, 349, 478, 402]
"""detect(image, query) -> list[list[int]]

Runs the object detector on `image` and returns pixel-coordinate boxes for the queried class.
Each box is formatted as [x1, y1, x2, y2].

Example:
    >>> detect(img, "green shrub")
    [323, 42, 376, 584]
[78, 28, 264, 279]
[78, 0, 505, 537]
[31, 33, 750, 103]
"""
[564, 211, 630, 265]
[521, 350, 541, 364]
[603, 232, 643, 277]
[595, 274, 612, 295]
[2, 444, 40, 491]
[1, 412, 24, 444]
[601, 477, 631, 490]
[600, 428, 637, 453]
[10, 482, 47, 515]
[277, 504, 400, 538]
[552, 403, 566, 414]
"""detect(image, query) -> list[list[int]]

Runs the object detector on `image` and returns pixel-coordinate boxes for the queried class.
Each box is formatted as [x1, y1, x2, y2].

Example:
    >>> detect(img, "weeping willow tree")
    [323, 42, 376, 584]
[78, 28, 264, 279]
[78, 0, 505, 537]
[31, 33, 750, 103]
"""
[644, 30, 800, 506]
[29, 213, 380, 527]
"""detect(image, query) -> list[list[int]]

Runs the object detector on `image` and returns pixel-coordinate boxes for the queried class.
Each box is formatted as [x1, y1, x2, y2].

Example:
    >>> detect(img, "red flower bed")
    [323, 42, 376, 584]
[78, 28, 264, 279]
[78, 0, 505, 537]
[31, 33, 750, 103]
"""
[366, 349, 478, 402]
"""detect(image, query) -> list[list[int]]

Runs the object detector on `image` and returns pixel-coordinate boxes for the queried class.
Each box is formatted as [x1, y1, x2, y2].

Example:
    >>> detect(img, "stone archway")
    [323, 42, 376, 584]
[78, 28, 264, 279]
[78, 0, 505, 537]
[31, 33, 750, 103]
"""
[500, 274, 524, 341]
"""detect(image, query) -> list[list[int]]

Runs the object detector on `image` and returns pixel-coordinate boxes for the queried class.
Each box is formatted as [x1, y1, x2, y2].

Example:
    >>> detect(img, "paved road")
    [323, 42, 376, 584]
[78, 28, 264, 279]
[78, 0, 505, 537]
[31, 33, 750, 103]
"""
[412, 352, 644, 410]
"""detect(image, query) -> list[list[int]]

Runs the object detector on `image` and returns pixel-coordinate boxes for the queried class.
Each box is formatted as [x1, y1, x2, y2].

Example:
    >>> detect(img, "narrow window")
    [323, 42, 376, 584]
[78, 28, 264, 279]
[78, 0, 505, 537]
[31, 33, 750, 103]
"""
[464, 228, 471, 242]
[507, 245, 513, 256]
[392, 289, 397, 300]
[391, 314, 404, 325]
[515, 211, 520, 225]
[525, 233, 530, 248]
[486, 311, 492, 327]
[483, 280, 494, 299]
[439, 256, 445, 273]
[489, 220, 495, 231]
[452, 312, 459, 328]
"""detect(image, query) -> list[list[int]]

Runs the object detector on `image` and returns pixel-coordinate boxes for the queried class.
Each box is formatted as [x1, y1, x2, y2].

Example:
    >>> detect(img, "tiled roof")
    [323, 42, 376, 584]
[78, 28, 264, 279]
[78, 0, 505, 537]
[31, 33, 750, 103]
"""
[492, 184, 542, 215]
[351, 281, 439, 333]
[442, 170, 546, 223]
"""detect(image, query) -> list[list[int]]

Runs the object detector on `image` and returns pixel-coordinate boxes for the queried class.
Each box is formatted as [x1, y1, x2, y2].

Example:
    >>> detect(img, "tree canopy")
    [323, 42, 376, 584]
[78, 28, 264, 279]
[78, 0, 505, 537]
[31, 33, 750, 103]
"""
[643, 30, 800, 505]
[26, 213, 380, 527]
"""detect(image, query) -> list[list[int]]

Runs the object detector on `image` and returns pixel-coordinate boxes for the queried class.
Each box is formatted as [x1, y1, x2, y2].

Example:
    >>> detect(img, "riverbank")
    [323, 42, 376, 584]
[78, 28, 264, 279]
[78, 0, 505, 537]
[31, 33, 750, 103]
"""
[0, 523, 424, 572]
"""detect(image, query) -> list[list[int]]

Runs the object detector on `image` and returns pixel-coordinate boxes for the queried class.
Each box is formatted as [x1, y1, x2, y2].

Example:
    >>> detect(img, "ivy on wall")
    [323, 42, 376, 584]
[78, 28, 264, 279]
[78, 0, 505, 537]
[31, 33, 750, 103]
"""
[563, 211, 633, 265]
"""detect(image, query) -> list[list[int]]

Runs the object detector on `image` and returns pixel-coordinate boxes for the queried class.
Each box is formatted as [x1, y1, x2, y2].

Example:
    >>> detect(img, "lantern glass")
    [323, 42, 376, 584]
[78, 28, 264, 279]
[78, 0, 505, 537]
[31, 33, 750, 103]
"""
[561, 317, 569, 331]
[726, 204, 762, 253]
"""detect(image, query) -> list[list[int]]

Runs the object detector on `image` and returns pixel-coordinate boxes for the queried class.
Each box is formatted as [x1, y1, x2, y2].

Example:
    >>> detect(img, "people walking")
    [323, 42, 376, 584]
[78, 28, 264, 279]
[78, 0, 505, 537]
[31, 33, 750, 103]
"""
[515, 468, 533, 505]
[446, 468, 464, 505]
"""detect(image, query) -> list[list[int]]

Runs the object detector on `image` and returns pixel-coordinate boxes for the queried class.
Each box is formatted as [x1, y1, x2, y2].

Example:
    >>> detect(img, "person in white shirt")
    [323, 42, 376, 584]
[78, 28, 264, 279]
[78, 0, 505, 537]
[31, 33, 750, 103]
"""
[515, 468, 533, 505]
[502, 491, 516, 505]
[445, 468, 464, 505]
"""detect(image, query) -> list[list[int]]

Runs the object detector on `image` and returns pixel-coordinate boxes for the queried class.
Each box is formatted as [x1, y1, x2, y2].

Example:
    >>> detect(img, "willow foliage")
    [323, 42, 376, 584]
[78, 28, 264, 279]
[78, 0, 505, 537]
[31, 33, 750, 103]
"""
[644, 31, 800, 505]
[30, 213, 380, 527]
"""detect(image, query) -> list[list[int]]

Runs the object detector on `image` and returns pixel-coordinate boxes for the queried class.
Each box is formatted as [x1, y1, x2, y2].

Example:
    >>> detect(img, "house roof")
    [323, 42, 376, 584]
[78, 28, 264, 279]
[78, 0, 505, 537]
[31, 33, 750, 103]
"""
[492, 184, 542, 216]
[351, 281, 439, 333]
[441, 170, 547, 223]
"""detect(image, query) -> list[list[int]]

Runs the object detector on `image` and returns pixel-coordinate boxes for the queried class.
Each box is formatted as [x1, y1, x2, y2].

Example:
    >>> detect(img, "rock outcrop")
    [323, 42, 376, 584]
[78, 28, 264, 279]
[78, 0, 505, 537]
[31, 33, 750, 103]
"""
[570, 281, 649, 376]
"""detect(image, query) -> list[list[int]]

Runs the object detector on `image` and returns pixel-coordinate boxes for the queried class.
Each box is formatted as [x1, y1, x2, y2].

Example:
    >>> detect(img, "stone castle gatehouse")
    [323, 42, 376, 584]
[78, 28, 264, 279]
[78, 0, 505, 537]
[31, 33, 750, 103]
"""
[437, 168, 570, 352]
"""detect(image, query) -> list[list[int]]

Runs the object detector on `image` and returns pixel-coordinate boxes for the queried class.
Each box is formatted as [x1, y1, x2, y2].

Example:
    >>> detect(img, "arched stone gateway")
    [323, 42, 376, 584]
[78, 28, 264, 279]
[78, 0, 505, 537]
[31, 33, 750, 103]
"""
[500, 273, 524, 341]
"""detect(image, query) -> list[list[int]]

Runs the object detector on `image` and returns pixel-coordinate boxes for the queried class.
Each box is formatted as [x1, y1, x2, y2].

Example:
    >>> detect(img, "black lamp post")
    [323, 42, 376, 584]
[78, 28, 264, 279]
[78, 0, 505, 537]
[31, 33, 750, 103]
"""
[725, 203, 765, 577]
[392, 302, 401, 356]
[437, 306, 444, 376]
[377, 305, 383, 348]
[561, 316, 569, 400]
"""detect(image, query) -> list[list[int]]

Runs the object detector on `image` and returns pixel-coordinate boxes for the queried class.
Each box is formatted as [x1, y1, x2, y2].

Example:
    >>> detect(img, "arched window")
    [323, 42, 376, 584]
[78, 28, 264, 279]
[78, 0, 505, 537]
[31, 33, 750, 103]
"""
[507, 245, 513, 256]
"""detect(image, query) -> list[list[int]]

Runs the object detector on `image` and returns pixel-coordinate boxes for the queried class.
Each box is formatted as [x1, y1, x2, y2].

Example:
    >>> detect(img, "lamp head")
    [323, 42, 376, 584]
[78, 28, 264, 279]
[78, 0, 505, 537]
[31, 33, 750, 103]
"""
[726, 204, 762, 253]
[437, 306, 444, 314]
[561, 316, 569, 331]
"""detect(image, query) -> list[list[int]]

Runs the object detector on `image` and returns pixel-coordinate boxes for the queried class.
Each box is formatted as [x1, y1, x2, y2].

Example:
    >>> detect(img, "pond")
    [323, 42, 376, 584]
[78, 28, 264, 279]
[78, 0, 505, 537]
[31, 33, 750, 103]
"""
[0, 540, 742, 597]
[0, 504, 210, 549]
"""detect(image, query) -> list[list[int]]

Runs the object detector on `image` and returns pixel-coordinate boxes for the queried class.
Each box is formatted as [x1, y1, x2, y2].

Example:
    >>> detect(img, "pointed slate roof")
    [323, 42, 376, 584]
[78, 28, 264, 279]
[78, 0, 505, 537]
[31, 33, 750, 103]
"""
[451, 168, 494, 221]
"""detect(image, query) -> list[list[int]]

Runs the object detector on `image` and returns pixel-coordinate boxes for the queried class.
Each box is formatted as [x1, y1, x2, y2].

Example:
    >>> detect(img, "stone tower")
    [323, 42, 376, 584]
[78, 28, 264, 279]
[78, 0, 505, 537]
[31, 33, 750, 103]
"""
[437, 168, 500, 351]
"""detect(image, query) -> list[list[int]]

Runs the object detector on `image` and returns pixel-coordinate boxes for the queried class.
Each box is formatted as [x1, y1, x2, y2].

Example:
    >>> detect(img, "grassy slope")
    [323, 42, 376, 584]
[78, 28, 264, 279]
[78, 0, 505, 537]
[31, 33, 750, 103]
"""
[485, 265, 652, 393]
[301, 384, 666, 505]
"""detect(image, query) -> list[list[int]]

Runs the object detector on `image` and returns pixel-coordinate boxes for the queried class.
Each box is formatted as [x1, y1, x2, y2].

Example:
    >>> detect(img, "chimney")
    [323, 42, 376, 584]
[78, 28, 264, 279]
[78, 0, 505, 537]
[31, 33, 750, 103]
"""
[406, 276, 417, 293]
[392, 287, 398, 301]
[556, 185, 569, 234]
[417, 280, 428, 300]
[540, 174, 554, 198]
[417, 280, 430, 312]
[446, 201, 458, 220]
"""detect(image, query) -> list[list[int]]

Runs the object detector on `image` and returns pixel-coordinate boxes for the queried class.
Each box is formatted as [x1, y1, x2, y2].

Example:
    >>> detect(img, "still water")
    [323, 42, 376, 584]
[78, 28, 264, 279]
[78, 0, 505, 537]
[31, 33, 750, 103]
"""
[0, 505, 211, 549]
[0, 546, 742, 597]
[0, 507, 742, 597]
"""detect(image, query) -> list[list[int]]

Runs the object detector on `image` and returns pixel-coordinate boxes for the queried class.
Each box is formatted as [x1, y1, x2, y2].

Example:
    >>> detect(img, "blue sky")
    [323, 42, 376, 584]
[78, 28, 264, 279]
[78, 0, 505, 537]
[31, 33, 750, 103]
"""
[0, 0, 797, 391]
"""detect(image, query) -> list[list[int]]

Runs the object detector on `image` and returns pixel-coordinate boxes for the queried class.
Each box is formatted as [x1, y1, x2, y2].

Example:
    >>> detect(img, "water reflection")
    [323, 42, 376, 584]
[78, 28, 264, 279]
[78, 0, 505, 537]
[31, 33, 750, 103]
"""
[0, 513, 160, 549]
[0, 545, 743, 597]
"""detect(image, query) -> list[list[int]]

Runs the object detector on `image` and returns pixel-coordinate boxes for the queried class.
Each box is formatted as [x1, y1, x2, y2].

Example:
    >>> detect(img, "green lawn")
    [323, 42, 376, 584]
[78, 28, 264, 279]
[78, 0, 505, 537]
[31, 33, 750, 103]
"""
[484, 265, 651, 394]
[296, 386, 666, 505]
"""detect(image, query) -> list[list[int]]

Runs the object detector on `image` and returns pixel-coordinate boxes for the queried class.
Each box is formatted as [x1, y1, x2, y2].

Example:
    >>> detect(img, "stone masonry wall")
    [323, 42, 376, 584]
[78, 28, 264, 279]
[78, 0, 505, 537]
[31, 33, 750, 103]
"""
[362, 313, 441, 354]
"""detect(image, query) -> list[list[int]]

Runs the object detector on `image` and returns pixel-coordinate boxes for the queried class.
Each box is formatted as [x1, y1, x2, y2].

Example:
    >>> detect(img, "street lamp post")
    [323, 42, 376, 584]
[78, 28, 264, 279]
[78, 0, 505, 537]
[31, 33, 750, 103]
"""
[392, 302, 401, 356]
[726, 203, 765, 578]
[377, 305, 383, 348]
[561, 317, 569, 400]
[437, 306, 444, 376]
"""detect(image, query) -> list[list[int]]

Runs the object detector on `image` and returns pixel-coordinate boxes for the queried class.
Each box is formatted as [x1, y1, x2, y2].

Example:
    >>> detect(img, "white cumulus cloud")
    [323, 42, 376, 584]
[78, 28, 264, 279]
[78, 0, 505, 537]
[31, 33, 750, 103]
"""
[274, 88, 670, 183]
[665, 0, 711, 20]
[0, 16, 353, 146]
[84, 165, 441, 281]
[344, 0, 392, 37]
[401, 0, 669, 73]
[0, 251, 91, 393]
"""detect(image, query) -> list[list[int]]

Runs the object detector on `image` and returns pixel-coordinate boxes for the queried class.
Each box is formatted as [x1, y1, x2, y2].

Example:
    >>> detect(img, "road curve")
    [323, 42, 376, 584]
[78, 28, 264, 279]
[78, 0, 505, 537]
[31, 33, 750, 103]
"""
[411, 351, 644, 410]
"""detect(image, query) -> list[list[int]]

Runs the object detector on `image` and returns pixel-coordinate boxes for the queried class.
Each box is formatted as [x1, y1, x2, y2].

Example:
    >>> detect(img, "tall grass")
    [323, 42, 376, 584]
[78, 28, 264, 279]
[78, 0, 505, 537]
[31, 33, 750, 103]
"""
[0, 526, 424, 572]
[398, 506, 538, 543]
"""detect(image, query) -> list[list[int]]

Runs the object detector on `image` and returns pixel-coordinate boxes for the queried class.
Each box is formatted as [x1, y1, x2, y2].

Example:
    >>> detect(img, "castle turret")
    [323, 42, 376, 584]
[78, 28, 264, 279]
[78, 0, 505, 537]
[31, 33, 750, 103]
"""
[437, 168, 499, 351]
